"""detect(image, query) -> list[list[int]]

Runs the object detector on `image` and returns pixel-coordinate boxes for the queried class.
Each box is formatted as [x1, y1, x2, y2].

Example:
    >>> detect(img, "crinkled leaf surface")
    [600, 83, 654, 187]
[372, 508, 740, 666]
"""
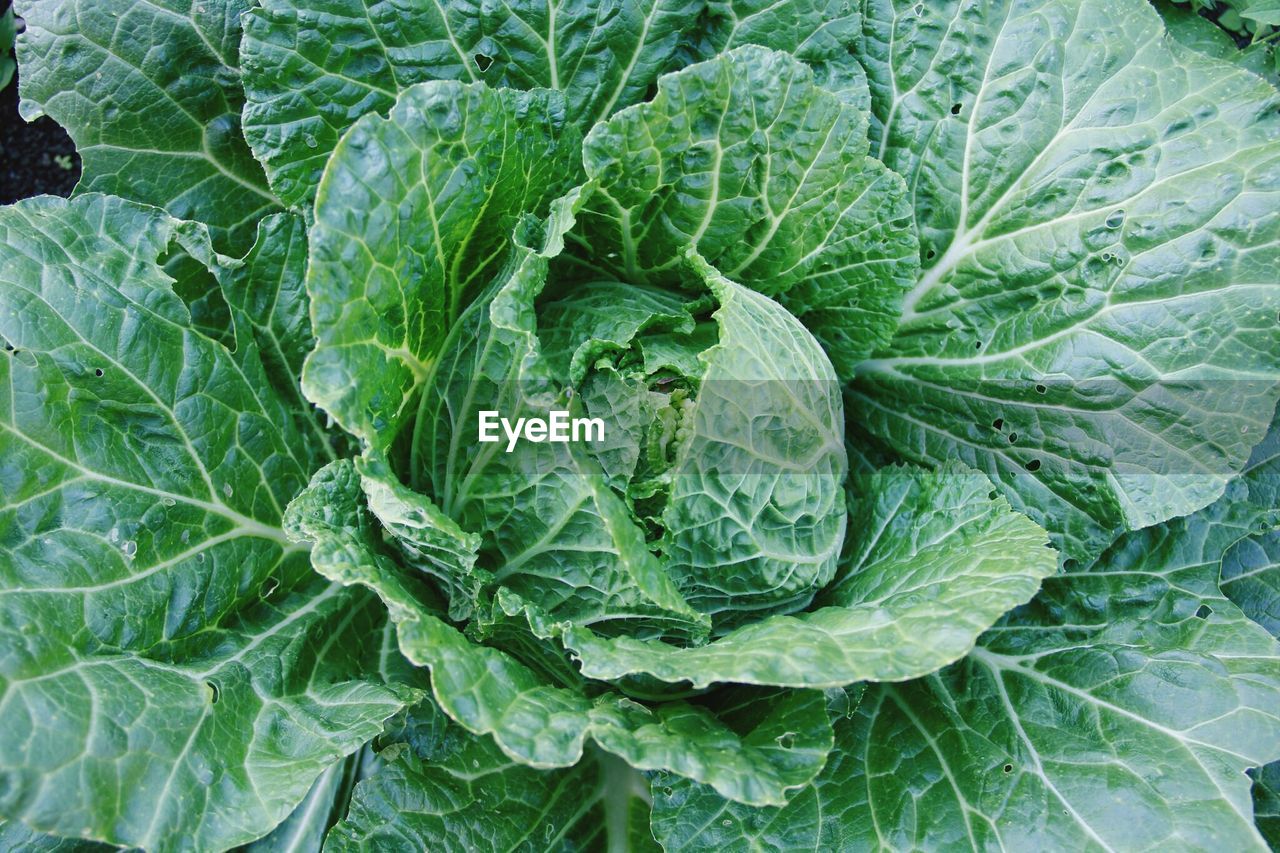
[302, 81, 581, 448]
[849, 0, 1280, 562]
[326, 699, 660, 852]
[285, 459, 833, 808]
[241, 0, 699, 207]
[0, 195, 410, 849]
[655, 256, 848, 626]
[403, 197, 706, 638]
[551, 463, 1054, 688]
[572, 44, 918, 376]
[682, 0, 871, 109]
[650, 431, 1280, 850]
[16, 0, 279, 250]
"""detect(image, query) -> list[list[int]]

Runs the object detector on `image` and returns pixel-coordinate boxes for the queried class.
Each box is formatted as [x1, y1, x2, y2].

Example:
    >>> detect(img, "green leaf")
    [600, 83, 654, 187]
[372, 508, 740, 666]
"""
[241, 0, 700, 207]
[572, 44, 919, 377]
[15, 0, 279, 250]
[403, 194, 707, 639]
[301, 81, 582, 448]
[285, 460, 834, 808]
[1253, 761, 1280, 849]
[0, 195, 410, 850]
[0, 6, 15, 91]
[0, 819, 117, 851]
[528, 463, 1054, 688]
[326, 700, 659, 852]
[1216, 409, 1280, 849]
[1221, 419, 1280, 638]
[850, 0, 1280, 561]
[685, 0, 871, 110]
[655, 255, 848, 626]
[243, 751, 364, 853]
[651, 432, 1280, 850]
[1241, 1, 1280, 28]
[221, 212, 347, 466]
[1155, 2, 1280, 87]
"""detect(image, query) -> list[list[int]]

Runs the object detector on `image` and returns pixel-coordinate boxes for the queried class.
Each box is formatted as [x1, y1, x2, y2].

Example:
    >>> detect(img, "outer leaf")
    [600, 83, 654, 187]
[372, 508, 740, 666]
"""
[572, 45, 918, 376]
[302, 81, 581, 448]
[326, 700, 659, 852]
[850, 0, 1280, 561]
[241, 0, 700, 207]
[285, 460, 833, 808]
[16, 0, 279, 250]
[0, 195, 409, 849]
[652, 428, 1280, 850]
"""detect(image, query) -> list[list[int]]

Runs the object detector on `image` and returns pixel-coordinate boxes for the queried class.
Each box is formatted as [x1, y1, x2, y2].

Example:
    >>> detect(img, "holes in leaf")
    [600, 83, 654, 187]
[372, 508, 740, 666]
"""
[1035, 383, 1046, 394]
[260, 576, 279, 599]
[951, 102, 962, 115]
[987, 490, 998, 500]
[473, 53, 494, 72]
[94, 368, 104, 377]
[1063, 558, 1078, 571]
[1008, 432, 1018, 443]
[1025, 459, 1041, 472]
[925, 248, 937, 260]
[974, 340, 983, 350]
[992, 418, 1004, 430]
[1002, 763, 1014, 774]
[1195, 605, 1212, 619]
[206, 681, 221, 704]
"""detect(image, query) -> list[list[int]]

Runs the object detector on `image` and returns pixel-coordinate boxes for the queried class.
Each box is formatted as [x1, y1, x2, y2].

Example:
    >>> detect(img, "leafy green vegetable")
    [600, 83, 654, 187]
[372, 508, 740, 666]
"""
[4, 0, 1280, 848]
[15, 0, 279, 250]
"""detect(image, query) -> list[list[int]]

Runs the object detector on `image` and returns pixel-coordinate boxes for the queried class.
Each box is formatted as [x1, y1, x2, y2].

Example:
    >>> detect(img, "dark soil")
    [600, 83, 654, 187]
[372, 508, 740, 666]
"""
[1, 3, 81, 204]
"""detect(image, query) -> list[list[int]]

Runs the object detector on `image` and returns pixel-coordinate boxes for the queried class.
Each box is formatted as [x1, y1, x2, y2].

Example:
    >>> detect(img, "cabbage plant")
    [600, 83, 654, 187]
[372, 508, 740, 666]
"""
[2, 0, 1280, 850]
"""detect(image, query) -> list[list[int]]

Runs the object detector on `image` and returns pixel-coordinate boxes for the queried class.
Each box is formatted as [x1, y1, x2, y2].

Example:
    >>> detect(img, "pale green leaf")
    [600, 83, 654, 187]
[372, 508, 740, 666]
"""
[850, 0, 1280, 561]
